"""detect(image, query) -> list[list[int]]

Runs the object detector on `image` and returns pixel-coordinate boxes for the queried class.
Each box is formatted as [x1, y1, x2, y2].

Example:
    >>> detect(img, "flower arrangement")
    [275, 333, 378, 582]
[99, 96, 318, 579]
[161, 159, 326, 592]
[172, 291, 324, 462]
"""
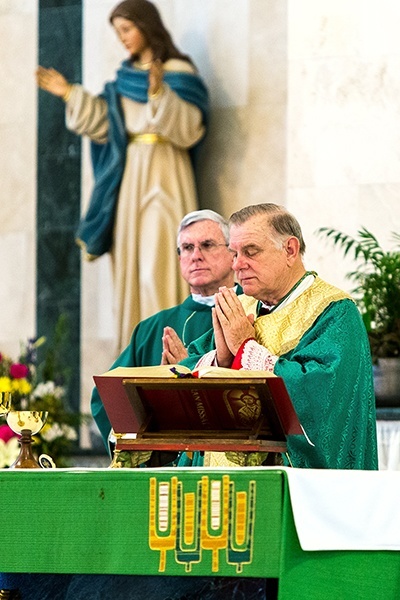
[0, 316, 87, 467]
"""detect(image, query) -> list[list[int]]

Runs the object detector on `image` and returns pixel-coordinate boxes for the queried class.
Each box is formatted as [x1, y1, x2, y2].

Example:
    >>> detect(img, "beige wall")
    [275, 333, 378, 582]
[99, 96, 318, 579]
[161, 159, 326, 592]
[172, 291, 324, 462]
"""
[0, 0, 37, 358]
[1, 0, 400, 446]
[286, 0, 400, 289]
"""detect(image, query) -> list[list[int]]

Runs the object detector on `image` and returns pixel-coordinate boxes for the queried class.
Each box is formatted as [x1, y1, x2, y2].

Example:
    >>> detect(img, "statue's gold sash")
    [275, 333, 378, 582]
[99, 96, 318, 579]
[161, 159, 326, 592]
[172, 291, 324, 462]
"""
[239, 277, 353, 357]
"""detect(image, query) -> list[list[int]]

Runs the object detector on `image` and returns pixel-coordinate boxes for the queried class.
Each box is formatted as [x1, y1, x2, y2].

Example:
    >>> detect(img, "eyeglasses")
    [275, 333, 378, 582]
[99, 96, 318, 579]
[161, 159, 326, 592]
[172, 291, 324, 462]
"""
[177, 241, 229, 257]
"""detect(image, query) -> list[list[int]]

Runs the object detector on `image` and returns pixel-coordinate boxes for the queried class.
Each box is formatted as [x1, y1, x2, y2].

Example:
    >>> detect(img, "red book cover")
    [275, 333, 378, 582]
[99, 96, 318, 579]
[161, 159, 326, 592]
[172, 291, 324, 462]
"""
[93, 374, 145, 435]
[93, 365, 304, 444]
[132, 384, 274, 433]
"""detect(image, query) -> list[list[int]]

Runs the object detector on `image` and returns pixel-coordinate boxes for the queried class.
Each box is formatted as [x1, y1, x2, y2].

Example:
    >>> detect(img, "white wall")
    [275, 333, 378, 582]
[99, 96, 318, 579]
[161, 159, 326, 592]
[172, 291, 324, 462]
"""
[0, 0, 37, 358]
[286, 0, 400, 288]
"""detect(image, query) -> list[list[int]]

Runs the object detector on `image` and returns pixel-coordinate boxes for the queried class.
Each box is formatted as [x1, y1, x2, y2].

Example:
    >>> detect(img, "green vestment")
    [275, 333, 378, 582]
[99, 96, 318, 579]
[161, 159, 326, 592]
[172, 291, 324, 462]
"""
[273, 299, 378, 469]
[91, 293, 242, 449]
[182, 279, 378, 470]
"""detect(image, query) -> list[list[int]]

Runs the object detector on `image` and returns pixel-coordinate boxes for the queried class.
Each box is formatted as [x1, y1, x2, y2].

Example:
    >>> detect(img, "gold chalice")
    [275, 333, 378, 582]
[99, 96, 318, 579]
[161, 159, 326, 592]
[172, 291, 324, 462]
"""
[6, 411, 48, 469]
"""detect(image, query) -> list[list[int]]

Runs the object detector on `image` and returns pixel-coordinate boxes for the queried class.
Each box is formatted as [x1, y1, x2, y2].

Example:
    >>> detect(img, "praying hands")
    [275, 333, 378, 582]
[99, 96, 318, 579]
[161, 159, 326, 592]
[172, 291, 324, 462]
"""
[213, 286, 255, 367]
[161, 326, 188, 364]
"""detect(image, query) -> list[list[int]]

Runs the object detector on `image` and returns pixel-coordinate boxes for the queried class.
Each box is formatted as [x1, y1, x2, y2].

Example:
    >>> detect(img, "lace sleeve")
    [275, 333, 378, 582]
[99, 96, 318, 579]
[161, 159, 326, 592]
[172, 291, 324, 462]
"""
[195, 350, 217, 368]
[238, 339, 278, 372]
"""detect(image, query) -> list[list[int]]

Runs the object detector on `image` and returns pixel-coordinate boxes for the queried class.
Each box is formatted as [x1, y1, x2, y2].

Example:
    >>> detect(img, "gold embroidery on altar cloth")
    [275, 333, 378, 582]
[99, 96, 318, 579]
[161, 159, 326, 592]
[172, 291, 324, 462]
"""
[148, 475, 256, 574]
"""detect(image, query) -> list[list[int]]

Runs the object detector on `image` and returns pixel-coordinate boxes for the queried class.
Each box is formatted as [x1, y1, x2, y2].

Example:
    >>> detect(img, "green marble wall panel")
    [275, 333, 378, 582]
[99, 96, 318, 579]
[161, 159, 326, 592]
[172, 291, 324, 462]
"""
[37, 0, 82, 414]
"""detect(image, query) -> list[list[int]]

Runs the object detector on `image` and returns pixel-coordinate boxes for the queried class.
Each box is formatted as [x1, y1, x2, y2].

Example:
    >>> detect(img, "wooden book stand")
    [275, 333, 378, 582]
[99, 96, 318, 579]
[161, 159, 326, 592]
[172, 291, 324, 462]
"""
[108, 375, 304, 455]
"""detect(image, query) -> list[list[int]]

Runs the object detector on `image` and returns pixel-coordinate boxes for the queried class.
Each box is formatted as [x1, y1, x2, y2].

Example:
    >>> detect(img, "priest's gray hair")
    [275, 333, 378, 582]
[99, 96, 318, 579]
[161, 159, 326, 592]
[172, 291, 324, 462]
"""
[177, 210, 230, 245]
[229, 203, 306, 255]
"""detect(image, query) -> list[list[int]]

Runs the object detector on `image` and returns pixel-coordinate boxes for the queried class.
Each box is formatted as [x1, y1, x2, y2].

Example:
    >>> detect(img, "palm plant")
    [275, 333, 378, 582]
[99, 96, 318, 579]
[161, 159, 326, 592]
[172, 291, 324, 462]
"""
[316, 227, 400, 361]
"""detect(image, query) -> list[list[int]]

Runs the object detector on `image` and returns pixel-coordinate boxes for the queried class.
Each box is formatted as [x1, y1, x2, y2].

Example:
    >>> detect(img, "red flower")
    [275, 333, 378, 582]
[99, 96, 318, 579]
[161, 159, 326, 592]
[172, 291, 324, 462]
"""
[0, 424, 17, 442]
[9, 363, 29, 379]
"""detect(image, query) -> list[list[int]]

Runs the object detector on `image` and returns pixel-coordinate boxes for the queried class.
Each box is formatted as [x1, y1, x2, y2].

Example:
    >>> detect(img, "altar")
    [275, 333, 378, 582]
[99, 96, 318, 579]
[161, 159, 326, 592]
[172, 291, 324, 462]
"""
[1, 467, 400, 599]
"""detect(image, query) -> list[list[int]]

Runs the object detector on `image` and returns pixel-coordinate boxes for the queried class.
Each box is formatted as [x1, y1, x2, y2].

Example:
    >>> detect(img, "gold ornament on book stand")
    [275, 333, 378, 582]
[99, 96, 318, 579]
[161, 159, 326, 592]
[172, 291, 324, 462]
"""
[6, 410, 48, 469]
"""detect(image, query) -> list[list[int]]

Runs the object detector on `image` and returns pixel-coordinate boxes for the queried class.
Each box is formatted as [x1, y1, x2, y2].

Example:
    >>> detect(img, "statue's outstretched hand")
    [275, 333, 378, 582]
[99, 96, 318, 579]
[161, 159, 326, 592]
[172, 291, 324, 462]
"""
[36, 66, 70, 98]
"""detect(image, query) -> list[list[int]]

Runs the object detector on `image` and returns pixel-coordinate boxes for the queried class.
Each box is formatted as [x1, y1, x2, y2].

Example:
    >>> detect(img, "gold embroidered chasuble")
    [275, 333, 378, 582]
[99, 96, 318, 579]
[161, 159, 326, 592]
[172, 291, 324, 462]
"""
[240, 277, 352, 356]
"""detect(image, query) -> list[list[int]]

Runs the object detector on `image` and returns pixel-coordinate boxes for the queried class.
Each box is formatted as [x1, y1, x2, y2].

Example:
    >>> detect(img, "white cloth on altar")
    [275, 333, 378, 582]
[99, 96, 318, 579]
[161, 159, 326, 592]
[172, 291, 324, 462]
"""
[376, 421, 400, 470]
[284, 467, 400, 551]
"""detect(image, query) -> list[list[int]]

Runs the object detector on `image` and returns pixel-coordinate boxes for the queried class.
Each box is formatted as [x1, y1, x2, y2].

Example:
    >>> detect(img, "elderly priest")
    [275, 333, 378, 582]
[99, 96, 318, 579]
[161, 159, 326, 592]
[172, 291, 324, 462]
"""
[183, 203, 378, 470]
[91, 209, 242, 451]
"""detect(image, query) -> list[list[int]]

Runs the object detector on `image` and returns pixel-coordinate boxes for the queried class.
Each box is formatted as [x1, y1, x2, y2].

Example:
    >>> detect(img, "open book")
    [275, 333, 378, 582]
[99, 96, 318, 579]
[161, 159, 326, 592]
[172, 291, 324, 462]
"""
[93, 365, 304, 453]
[95, 364, 277, 379]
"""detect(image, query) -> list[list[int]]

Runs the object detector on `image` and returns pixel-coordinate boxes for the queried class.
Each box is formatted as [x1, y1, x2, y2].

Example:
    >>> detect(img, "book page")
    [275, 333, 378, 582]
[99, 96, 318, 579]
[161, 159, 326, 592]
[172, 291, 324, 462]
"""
[194, 366, 276, 379]
[97, 364, 276, 379]
[98, 364, 192, 378]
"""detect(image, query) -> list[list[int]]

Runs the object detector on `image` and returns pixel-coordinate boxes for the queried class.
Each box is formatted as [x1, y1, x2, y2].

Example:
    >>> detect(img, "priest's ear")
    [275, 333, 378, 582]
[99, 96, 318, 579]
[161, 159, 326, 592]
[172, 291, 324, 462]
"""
[284, 236, 301, 264]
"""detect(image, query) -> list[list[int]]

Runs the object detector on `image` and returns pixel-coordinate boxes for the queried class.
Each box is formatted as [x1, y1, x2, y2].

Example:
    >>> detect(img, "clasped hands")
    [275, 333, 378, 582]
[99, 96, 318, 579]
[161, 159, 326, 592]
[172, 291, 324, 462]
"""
[213, 287, 255, 367]
[161, 287, 254, 367]
[161, 326, 188, 365]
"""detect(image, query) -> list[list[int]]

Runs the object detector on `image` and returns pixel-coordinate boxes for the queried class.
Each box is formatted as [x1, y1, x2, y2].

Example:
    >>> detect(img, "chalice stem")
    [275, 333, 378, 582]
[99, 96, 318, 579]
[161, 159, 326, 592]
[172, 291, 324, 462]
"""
[10, 429, 40, 469]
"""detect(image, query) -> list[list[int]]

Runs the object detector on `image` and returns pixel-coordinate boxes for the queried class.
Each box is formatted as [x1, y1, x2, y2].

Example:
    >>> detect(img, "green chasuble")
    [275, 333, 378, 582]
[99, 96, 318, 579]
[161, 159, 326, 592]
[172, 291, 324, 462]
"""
[273, 299, 378, 470]
[91, 292, 242, 449]
[182, 279, 378, 470]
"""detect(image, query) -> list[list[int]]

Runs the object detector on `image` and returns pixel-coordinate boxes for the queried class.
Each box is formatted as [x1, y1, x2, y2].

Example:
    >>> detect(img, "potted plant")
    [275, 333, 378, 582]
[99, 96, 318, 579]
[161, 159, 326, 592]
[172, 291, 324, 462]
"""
[316, 226, 400, 405]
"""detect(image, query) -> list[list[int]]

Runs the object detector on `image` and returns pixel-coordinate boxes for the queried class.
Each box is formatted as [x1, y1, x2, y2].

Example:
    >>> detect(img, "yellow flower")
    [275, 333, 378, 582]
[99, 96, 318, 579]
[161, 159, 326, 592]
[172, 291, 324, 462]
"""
[0, 377, 12, 393]
[11, 379, 32, 395]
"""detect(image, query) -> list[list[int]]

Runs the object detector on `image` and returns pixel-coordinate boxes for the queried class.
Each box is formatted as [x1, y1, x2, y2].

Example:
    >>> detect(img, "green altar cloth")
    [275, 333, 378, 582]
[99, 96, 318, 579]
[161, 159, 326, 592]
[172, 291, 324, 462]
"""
[1, 468, 400, 599]
[0, 468, 282, 578]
